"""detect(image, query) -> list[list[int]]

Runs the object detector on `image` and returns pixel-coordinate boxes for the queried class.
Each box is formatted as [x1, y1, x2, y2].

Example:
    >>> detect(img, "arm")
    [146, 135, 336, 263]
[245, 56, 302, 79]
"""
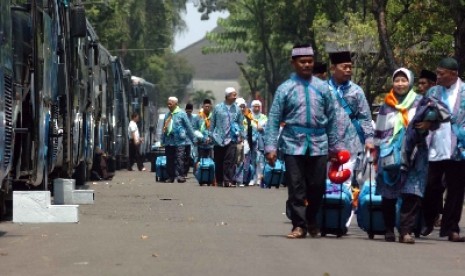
[325, 89, 343, 155]
[264, 88, 284, 166]
[183, 113, 196, 143]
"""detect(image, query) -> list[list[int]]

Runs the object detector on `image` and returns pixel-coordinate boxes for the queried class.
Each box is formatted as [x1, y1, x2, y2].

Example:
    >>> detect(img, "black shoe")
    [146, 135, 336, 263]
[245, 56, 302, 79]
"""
[307, 223, 320, 238]
[177, 177, 186, 183]
[164, 178, 175, 183]
[385, 231, 396, 242]
[420, 225, 434, 236]
[448, 232, 465, 242]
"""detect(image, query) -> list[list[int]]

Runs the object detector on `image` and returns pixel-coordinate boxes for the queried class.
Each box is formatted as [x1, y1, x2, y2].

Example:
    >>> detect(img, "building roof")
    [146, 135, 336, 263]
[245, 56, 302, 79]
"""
[176, 31, 247, 80]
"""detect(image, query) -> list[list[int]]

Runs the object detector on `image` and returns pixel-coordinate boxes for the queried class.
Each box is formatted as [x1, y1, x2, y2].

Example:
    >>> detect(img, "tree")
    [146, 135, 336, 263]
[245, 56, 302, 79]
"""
[85, 0, 193, 107]
[190, 89, 216, 108]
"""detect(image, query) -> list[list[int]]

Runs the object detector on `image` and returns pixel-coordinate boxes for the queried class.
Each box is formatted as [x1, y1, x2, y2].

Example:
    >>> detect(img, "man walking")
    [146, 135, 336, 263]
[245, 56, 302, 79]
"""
[210, 87, 244, 187]
[421, 57, 465, 242]
[328, 51, 374, 187]
[128, 112, 145, 171]
[264, 44, 342, 238]
[162, 97, 195, 183]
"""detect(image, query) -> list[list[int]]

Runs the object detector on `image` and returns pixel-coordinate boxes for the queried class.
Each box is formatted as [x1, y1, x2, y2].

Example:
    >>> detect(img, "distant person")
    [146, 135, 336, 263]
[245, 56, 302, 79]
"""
[264, 43, 342, 239]
[194, 99, 214, 159]
[210, 87, 244, 187]
[250, 100, 268, 186]
[184, 103, 195, 177]
[162, 97, 196, 183]
[417, 69, 437, 95]
[128, 112, 145, 171]
[313, 61, 328, 80]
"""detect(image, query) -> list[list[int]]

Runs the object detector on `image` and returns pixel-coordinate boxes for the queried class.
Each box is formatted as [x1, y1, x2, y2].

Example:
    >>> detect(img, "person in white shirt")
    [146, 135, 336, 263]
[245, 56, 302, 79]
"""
[128, 112, 145, 171]
[421, 57, 465, 242]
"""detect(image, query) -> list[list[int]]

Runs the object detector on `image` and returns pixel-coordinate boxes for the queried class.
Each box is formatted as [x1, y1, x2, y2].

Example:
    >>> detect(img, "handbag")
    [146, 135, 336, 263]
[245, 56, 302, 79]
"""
[378, 129, 404, 171]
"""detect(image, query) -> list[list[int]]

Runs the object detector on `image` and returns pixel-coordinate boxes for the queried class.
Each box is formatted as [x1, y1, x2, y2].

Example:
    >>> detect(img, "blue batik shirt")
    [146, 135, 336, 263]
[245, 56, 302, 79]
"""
[264, 73, 343, 156]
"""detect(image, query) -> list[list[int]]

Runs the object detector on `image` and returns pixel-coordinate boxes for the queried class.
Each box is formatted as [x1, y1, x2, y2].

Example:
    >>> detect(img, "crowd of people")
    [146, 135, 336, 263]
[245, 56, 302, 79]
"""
[135, 43, 465, 244]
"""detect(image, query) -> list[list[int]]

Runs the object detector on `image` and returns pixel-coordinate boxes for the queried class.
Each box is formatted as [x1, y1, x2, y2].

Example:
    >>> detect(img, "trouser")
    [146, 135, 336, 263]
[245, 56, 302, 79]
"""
[285, 154, 327, 230]
[165, 146, 186, 180]
[198, 147, 213, 159]
[128, 139, 144, 170]
[399, 194, 422, 236]
[423, 160, 465, 236]
[213, 143, 237, 185]
[381, 197, 397, 232]
[184, 145, 191, 176]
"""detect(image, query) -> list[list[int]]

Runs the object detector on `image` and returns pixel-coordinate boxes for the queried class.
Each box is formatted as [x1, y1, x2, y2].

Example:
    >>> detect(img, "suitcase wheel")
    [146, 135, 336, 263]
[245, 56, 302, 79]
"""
[368, 233, 374, 239]
[321, 232, 327, 237]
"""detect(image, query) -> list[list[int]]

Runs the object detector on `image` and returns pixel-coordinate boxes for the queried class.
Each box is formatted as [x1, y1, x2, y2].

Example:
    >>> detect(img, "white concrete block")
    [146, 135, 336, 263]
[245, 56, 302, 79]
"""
[53, 178, 75, 204]
[72, 190, 95, 204]
[13, 191, 79, 223]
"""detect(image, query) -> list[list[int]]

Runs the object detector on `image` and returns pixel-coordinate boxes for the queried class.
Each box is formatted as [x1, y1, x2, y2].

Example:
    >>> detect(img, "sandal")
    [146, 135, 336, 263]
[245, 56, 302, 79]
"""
[287, 227, 306, 239]
[399, 234, 415, 244]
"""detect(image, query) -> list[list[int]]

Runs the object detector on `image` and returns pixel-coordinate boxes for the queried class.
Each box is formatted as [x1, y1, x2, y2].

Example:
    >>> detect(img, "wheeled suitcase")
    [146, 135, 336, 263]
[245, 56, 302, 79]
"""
[195, 157, 215, 186]
[357, 179, 386, 239]
[155, 156, 168, 182]
[262, 159, 285, 188]
[317, 181, 352, 237]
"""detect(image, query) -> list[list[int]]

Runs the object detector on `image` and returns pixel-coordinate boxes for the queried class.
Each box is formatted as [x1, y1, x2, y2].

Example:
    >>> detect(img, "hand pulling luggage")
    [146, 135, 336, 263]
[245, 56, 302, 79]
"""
[317, 181, 352, 237]
[155, 156, 168, 182]
[356, 155, 385, 239]
[262, 159, 285, 188]
[195, 157, 215, 186]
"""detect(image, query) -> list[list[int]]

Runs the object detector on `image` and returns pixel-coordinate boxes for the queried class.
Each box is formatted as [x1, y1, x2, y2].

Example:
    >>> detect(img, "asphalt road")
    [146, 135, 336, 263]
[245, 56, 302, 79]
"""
[1, 163, 464, 276]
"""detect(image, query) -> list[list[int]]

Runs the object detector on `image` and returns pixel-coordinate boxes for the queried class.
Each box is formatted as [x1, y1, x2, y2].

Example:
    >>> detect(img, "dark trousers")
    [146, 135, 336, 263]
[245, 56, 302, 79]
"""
[399, 194, 422, 236]
[129, 139, 144, 170]
[184, 145, 191, 176]
[382, 195, 421, 235]
[213, 143, 237, 185]
[284, 154, 327, 230]
[165, 145, 186, 180]
[423, 160, 465, 236]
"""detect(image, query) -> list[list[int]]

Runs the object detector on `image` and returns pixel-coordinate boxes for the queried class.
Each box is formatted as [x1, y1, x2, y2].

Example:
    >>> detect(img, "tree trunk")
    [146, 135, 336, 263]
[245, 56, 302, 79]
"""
[371, 0, 398, 72]
[452, 1, 465, 77]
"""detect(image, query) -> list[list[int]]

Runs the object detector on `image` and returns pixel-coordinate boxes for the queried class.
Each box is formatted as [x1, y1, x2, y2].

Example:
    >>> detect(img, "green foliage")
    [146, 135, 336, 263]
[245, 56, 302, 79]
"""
[84, 0, 192, 107]
[190, 89, 216, 108]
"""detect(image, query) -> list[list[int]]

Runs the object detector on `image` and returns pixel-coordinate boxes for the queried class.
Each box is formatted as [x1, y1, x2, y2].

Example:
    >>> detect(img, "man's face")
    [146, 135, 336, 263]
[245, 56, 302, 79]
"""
[225, 91, 237, 104]
[167, 100, 177, 111]
[417, 78, 434, 94]
[436, 68, 458, 88]
[202, 103, 211, 114]
[332, 62, 352, 83]
[291, 56, 314, 79]
[252, 105, 261, 114]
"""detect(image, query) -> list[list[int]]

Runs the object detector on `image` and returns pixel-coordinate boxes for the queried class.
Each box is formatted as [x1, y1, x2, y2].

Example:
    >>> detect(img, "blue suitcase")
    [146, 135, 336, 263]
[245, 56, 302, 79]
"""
[357, 179, 386, 239]
[317, 181, 352, 237]
[155, 156, 168, 182]
[262, 159, 285, 188]
[195, 157, 215, 185]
